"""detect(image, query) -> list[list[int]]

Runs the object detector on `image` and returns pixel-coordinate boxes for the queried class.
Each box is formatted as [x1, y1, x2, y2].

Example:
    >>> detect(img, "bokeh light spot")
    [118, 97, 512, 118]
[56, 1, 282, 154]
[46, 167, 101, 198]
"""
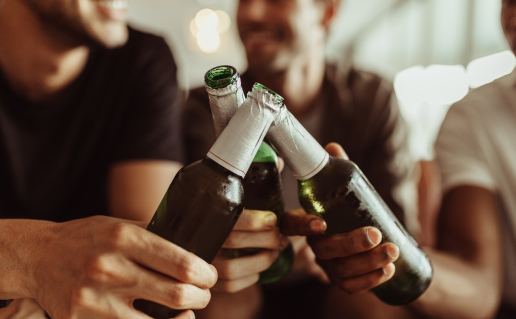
[197, 29, 221, 53]
[195, 8, 218, 31]
[215, 10, 231, 33]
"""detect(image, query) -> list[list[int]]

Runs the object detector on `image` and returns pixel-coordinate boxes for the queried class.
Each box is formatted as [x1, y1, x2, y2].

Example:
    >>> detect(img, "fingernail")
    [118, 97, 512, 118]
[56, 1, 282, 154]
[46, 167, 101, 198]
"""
[382, 263, 395, 276]
[265, 214, 277, 228]
[366, 227, 381, 246]
[386, 245, 400, 259]
[310, 219, 326, 233]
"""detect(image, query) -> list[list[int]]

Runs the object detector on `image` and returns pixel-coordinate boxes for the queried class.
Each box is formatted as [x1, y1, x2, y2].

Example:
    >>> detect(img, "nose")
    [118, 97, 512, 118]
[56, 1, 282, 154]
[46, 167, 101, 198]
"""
[238, 0, 268, 23]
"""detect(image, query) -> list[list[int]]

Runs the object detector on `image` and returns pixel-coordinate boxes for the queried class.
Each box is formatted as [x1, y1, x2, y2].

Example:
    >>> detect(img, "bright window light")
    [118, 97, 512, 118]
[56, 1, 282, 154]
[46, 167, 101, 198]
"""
[395, 65, 469, 106]
[466, 50, 516, 88]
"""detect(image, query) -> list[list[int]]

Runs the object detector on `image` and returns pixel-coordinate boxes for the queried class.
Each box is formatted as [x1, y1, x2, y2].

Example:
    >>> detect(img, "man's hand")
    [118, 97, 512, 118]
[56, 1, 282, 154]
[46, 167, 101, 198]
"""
[1, 216, 217, 319]
[280, 142, 400, 294]
[211, 209, 289, 293]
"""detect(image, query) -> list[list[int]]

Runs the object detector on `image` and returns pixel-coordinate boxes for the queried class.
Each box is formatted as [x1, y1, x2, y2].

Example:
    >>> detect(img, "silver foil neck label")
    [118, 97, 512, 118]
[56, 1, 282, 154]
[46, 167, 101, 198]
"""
[208, 88, 282, 178]
[267, 107, 329, 180]
[205, 77, 245, 137]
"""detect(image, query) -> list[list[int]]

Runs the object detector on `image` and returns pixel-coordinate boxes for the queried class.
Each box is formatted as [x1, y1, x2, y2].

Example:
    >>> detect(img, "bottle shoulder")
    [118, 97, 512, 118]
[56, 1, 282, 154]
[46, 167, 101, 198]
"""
[182, 158, 243, 185]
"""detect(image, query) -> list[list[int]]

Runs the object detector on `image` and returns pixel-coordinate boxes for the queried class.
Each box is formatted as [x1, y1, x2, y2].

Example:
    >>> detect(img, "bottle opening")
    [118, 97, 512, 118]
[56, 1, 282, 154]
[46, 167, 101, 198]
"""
[205, 65, 239, 89]
[252, 83, 284, 103]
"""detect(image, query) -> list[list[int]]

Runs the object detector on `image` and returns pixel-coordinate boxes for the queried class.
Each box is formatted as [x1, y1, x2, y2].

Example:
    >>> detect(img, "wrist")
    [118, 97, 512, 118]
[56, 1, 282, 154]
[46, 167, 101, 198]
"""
[0, 219, 55, 299]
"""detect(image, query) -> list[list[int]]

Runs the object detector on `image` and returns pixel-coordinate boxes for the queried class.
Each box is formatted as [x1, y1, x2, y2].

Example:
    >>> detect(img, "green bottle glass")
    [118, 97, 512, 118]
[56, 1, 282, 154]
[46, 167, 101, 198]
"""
[133, 85, 282, 318]
[264, 84, 433, 305]
[204, 66, 294, 284]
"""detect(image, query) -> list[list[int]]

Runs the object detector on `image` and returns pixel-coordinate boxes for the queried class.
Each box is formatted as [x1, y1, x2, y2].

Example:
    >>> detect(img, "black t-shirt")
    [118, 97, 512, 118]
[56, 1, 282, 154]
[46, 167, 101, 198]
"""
[0, 27, 184, 222]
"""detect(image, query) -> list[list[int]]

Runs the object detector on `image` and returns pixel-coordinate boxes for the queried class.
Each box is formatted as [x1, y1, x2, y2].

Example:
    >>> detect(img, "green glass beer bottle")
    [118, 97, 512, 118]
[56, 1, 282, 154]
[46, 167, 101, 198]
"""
[133, 85, 282, 318]
[263, 84, 433, 305]
[204, 66, 294, 284]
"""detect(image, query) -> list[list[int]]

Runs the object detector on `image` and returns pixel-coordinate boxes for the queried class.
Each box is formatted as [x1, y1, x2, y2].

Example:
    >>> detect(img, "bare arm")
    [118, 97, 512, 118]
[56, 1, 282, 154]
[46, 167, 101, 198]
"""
[0, 216, 216, 318]
[409, 186, 502, 319]
[109, 160, 183, 222]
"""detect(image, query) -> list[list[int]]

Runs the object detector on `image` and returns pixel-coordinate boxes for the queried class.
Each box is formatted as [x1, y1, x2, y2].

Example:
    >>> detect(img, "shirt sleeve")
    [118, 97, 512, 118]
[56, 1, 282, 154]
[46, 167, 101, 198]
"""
[112, 37, 185, 164]
[435, 101, 496, 194]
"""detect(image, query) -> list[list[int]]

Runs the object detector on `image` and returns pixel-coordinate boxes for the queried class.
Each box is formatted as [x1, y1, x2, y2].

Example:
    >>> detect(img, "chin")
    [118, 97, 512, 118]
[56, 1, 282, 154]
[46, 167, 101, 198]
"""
[91, 24, 129, 48]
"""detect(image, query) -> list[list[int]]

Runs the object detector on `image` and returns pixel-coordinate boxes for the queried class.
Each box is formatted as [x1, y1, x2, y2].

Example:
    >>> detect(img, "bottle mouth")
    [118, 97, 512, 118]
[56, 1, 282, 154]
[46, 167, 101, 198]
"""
[204, 65, 239, 89]
[252, 83, 284, 104]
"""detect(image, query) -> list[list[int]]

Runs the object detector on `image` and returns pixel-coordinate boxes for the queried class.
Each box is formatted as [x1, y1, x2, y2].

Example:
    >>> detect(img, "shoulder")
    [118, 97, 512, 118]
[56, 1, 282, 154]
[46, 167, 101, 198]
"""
[444, 74, 512, 127]
[328, 66, 394, 114]
[124, 27, 170, 53]
[185, 86, 210, 112]
[108, 26, 176, 72]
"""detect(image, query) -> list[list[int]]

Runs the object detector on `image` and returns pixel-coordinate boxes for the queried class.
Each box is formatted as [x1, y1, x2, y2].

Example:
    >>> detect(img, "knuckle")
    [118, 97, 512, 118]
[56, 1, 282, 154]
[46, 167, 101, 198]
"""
[169, 284, 193, 309]
[70, 288, 91, 310]
[109, 223, 136, 248]
[178, 254, 199, 282]
[84, 256, 113, 283]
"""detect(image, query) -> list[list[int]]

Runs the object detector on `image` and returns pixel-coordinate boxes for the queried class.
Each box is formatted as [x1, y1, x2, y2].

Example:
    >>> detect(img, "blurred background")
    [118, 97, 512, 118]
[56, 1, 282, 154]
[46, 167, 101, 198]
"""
[128, 0, 513, 162]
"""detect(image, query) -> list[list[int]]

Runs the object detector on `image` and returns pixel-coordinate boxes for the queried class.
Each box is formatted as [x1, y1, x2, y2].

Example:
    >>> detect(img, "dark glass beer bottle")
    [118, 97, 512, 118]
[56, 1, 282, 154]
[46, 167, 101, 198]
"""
[133, 85, 282, 318]
[204, 66, 294, 284]
[264, 84, 433, 305]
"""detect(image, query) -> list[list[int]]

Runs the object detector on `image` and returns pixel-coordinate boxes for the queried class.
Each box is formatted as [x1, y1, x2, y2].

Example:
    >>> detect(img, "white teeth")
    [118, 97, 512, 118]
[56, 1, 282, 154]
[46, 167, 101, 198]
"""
[97, 0, 128, 10]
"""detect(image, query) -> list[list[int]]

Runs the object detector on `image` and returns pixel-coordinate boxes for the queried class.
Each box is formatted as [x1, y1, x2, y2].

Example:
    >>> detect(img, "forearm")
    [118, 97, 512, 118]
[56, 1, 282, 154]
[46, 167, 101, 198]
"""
[409, 249, 501, 319]
[0, 219, 53, 299]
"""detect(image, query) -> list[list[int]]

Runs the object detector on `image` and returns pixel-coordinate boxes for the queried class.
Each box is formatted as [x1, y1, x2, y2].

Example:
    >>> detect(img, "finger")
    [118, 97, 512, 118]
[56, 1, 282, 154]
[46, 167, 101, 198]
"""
[281, 208, 327, 236]
[298, 245, 330, 283]
[278, 157, 285, 173]
[172, 310, 195, 319]
[324, 142, 349, 160]
[213, 250, 280, 280]
[132, 264, 212, 311]
[318, 243, 399, 279]
[308, 227, 382, 260]
[121, 225, 217, 289]
[336, 263, 395, 294]
[212, 274, 260, 293]
[233, 209, 277, 231]
[223, 229, 287, 249]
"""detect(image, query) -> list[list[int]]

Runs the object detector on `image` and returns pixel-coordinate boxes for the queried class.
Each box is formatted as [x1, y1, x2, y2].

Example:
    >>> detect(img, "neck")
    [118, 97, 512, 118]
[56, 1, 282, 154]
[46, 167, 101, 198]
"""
[0, 0, 89, 102]
[248, 48, 325, 119]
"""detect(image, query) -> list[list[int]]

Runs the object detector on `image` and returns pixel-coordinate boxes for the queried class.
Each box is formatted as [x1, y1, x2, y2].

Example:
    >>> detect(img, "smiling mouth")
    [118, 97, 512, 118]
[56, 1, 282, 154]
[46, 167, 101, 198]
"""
[245, 30, 279, 46]
[96, 0, 129, 10]
[94, 0, 128, 20]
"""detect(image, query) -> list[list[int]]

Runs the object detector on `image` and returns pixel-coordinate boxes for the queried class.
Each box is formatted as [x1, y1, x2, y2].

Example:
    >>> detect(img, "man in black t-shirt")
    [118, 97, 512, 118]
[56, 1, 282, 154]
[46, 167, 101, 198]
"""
[0, 1, 216, 318]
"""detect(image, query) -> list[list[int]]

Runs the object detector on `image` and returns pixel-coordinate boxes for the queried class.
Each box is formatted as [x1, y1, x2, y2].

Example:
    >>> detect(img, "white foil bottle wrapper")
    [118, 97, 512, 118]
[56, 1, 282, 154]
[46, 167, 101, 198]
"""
[267, 107, 329, 180]
[208, 87, 282, 178]
[205, 78, 245, 138]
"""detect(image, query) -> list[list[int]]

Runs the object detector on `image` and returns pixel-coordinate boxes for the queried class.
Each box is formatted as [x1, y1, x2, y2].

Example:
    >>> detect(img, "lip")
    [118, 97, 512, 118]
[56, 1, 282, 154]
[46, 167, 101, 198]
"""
[243, 30, 278, 50]
[94, 0, 128, 21]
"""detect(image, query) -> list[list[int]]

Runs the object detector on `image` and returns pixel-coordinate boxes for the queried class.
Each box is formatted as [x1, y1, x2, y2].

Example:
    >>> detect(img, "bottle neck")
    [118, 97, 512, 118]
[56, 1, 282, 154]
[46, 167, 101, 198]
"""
[205, 77, 245, 138]
[207, 87, 282, 178]
[267, 107, 329, 180]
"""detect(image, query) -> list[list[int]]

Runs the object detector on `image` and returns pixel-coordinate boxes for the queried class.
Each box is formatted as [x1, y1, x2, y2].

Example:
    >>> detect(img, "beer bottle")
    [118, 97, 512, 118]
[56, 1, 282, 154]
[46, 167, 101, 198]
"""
[204, 66, 294, 284]
[133, 84, 282, 318]
[263, 84, 433, 305]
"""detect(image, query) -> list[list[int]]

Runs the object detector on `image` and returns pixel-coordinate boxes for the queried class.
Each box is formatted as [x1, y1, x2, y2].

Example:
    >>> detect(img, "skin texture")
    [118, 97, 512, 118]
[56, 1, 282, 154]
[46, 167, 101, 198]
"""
[0, 0, 210, 318]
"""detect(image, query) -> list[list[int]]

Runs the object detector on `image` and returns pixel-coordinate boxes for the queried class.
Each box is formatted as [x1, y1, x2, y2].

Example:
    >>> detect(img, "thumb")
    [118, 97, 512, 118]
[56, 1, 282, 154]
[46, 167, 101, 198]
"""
[325, 142, 349, 160]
